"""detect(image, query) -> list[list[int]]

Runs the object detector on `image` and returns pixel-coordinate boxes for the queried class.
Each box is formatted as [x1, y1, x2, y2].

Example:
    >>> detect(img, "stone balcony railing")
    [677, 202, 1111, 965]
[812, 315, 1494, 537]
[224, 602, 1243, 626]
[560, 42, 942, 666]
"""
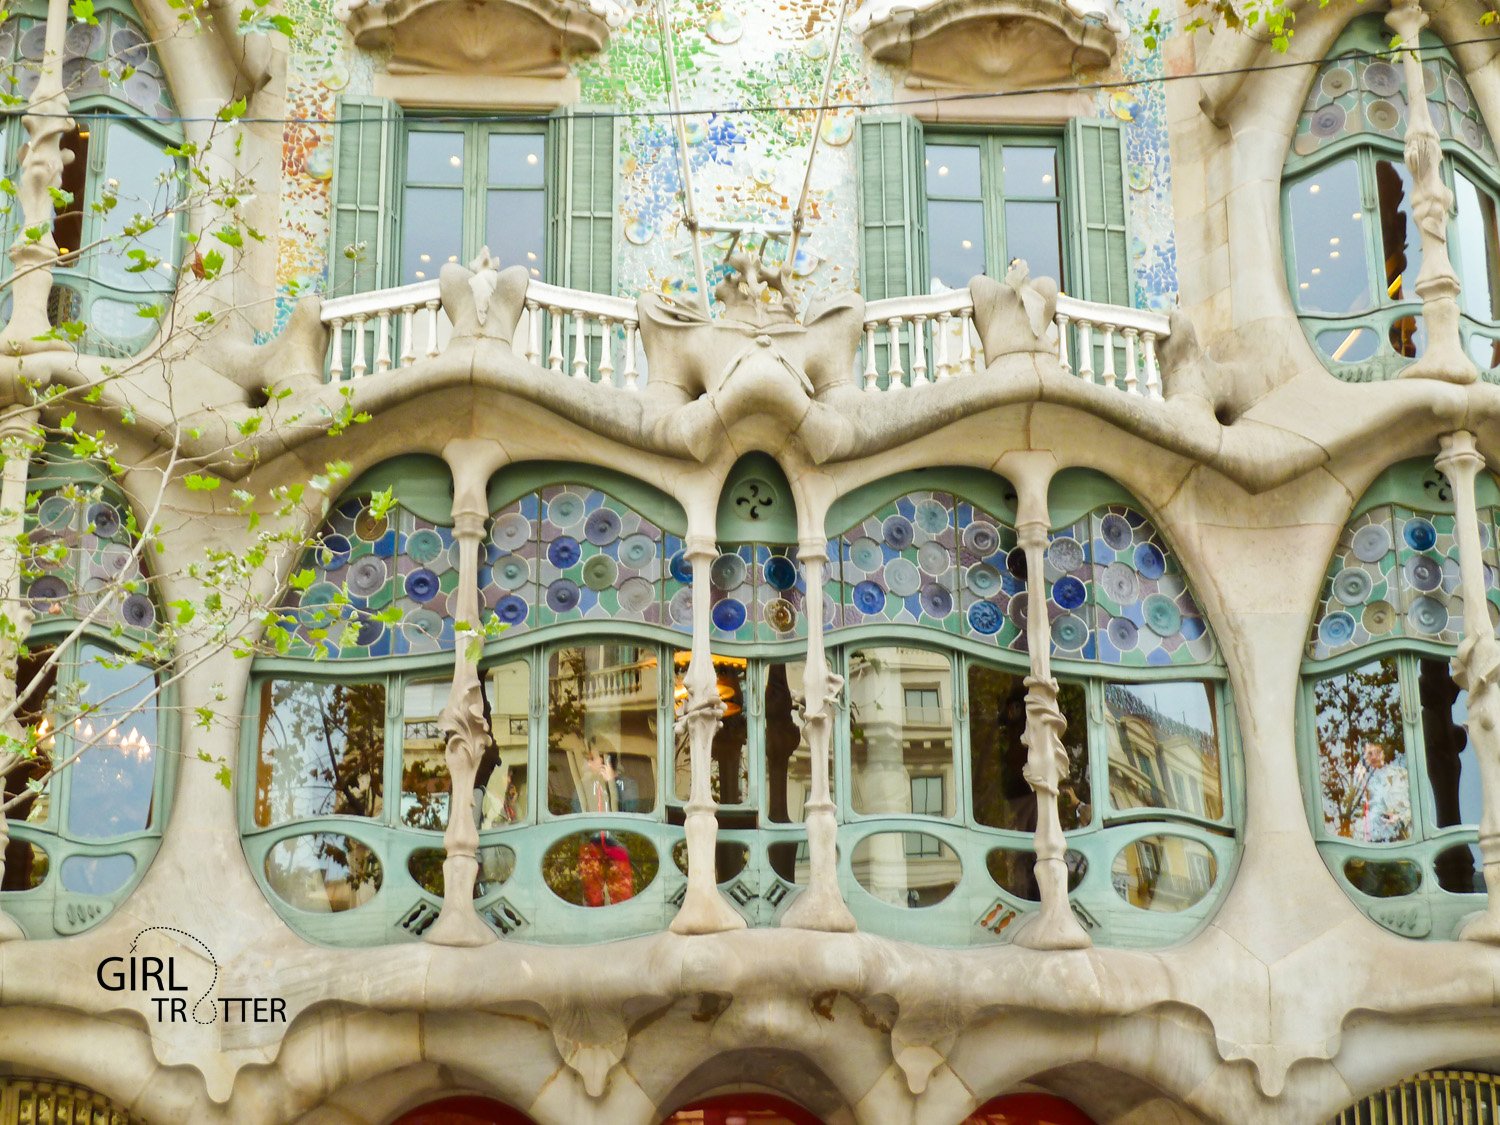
[319, 273, 1170, 400]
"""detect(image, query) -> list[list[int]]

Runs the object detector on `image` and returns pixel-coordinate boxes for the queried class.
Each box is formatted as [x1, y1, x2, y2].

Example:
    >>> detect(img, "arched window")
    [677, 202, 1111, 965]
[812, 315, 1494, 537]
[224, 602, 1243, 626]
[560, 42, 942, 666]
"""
[1332, 1069, 1500, 1123]
[243, 457, 470, 945]
[0, 0, 183, 355]
[1, 457, 169, 937]
[1302, 459, 1492, 938]
[819, 468, 1237, 948]
[1282, 16, 1499, 379]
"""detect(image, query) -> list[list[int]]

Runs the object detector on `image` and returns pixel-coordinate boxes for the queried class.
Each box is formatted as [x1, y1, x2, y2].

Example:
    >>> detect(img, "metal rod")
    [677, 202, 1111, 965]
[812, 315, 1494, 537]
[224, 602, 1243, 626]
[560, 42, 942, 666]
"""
[654, 0, 710, 314]
[786, 0, 850, 271]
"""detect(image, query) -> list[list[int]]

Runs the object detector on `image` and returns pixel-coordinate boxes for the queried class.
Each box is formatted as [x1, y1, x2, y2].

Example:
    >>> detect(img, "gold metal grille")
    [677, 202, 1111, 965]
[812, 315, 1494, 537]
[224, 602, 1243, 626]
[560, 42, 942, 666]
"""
[1333, 1070, 1500, 1124]
[0, 1078, 135, 1125]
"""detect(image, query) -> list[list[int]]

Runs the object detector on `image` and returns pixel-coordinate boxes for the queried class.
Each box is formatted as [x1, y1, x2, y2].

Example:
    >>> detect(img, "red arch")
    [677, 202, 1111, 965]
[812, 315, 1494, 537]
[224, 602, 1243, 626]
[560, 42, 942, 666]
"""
[663, 1093, 824, 1125]
[965, 1093, 1097, 1125]
[390, 1096, 536, 1125]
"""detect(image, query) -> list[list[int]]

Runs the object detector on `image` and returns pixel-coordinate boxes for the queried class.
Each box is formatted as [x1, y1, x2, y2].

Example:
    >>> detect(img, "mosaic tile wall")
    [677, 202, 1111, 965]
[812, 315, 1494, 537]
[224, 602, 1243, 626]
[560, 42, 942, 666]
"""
[271, 0, 1180, 328]
[1308, 503, 1500, 662]
[25, 489, 156, 632]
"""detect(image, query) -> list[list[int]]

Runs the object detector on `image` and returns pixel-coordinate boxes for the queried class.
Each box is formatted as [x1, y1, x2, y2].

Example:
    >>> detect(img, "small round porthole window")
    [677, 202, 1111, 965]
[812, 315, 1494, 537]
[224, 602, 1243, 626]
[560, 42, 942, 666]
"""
[542, 830, 659, 907]
[729, 478, 778, 523]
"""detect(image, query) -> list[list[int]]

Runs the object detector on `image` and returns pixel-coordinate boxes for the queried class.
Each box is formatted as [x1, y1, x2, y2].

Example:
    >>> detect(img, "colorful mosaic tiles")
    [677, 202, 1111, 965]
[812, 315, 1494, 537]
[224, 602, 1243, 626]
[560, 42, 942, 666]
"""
[482, 485, 686, 635]
[25, 489, 154, 631]
[701, 545, 812, 643]
[1308, 503, 1500, 661]
[1293, 37, 1496, 166]
[280, 496, 460, 659]
[1046, 505, 1214, 666]
[830, 491, 1027, 652]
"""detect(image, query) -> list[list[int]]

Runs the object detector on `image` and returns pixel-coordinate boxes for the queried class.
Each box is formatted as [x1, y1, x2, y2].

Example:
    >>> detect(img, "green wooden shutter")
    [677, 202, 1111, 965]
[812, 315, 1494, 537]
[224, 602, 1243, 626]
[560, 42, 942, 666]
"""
[329, 96, 402, 297]
[547, 108, 616, 293]
[1067, 117, 1132, 307]
[858, 115, 927, 300]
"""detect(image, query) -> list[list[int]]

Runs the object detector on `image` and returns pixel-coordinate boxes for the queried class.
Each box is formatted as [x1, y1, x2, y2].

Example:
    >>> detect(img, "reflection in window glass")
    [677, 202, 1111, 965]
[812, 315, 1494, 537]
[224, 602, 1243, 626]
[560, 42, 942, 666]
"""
[1313, 659, 1411, 842]
[264, 833, 383, 913]
[850, 831, 960, 908]
[925, 142, 982, 196]
[968, 661, 1089, 831]
[1111, 835, 1216, 912]
[764, 661, 812, 823]
[1103, 681, 1222, 818]
[1418, 658, 1482, 829]
[401, 185, 462, 285]
[93, 121, 177, 294]
[67, 644, 160, 839]
[672, 652, 749, 805]
[8, 646, 58, 826]
[399, 678, 450, 831]
[1287, 158, 1372, 316]
[1004, 200, 1062, 286]
[1456, 170, 1500, 323]
[927, 199, 986, 290]
[486, 132, 546, 280]
[479, 659, 530, 828]
[848, 647, 955, 817]
[59, 852, 134, 895]
[1316, 326, 1379, 363]
[546, 645, 659, 816]
[1376, 159, 1421, 303]
[407, 129, 464, 185]
[254, 680, 386, 827]
[1, 840, 48, 891]
[541, 829, 659, 907]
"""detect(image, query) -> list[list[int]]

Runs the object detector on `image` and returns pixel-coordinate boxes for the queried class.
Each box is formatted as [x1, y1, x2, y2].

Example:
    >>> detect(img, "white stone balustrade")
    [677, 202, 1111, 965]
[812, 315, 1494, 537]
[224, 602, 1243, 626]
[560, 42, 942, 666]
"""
[321, 278, 644, 388]
[861, 289, 1170, 399]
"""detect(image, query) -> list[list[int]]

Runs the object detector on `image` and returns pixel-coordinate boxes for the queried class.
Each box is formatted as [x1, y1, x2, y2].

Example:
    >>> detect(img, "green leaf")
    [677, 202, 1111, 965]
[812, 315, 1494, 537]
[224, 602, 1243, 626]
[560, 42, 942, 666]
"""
[184, 473, 222, 492]
[287, 568, 316, 591]
[70, 0, 95, 23]
[217, 97, 247, 122]
[213, 225, 244, 248]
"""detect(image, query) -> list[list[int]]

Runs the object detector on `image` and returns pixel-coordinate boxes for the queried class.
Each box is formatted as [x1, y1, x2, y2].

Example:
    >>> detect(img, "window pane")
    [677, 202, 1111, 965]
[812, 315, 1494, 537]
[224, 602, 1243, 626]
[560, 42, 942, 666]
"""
[1376, 159, 1421, 302]
[485, 188, 546, 280]
[488, 132, 545, 188]
[1312, 659, 1411, 842]
[1001, 146, 1057, 196]
[1103, 681, 1222, 818]
[924, 143, 982, 197]
[7, 646, 58, 827]
[1455, 169, 1500, 322]
[53, 124, 87, 260]
[672, 652, 749, 805]
[1004, 201, 1063, 287]
[763, 660, 812, 823]
[479, 659, 530, 827]
[400, 186, 462, 284]
[546, 644, 659, 816]
[399, 677, 450, 831]
[928, 199, 986, 290]
[254, 680, 385, 827]
[67, 644, 159, 838]
[1287, 159, 1372, 315]
[1418, 657, 1482, 828]
[93, 121, 177, 293]
[406, 129, 464, 185]
[968, 661, 1090, 831]
[848, 646, 955, 817]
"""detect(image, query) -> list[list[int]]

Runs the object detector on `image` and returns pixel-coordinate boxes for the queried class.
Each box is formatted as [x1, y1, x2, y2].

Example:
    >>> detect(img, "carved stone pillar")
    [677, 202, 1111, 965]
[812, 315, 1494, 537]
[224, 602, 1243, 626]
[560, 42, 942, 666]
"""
[1011, 472, 1090, 950]
[0, 411, 37, 940]
[0, 0, 73, 355]
[780, 538, 855, 932]
[1386, 0, 1478, 384]
[1437, 432, 1500, 942]
[670, 534, 745, 934]
[427, 475, 495, 947]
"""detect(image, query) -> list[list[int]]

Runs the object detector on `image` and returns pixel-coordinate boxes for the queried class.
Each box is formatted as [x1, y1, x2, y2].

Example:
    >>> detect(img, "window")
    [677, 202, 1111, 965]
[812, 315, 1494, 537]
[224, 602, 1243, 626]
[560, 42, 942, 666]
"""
[0, 0, 183, 356]
[1282, 17, 1499, 377]
[1301, 461, 1496, 936]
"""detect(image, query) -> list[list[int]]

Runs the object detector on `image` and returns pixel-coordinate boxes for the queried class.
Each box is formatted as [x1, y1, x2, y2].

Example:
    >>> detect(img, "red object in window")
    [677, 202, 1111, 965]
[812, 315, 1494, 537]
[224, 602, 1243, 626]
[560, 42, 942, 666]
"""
[964, 1093, 1097, 1125]
[390, 1096, 536, 1125]
[662, 1093, 824, 1125]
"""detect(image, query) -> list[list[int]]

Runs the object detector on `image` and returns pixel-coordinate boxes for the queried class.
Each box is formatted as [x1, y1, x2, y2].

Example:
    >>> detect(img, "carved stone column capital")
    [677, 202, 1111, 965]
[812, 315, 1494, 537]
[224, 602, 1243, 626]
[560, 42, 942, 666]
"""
[1437, 430, 1484, 479]
[1015, 518, 1048, 553]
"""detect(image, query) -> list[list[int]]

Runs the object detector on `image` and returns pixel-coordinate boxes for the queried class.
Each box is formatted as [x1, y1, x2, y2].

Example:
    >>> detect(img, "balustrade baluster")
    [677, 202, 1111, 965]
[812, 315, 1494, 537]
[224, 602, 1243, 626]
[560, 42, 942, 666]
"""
[351, 314, 369, 378]
[598, 318, 615, 385]
[329, 317, 345, 380]
[1076, 320, 1094, 382]
[548, 308, 564, 374]
[864, 324, 879, 391]
[571, 313, 588, 380]
[399, 306, 415, 369]
[1101, 325, 1116, 389]
[526, 301, 541, 366]
[911, 315, 928, 385]
[935, 312, 952, 379]
[623, 321, 640, 391]
[375, 311, 393, 374]
[424, 300, 441, 358]
[960, 309, 976, 376]
[1122, 328, 1140, 395]
[1056, 313, 1071, 376]
[1143, 332, 1161, 399]
[887, 317, 906, 390]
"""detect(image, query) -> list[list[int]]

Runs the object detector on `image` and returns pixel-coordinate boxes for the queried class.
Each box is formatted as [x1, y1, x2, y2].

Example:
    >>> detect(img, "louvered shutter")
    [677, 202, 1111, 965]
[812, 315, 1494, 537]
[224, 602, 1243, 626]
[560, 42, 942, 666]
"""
[1066, 117, 1132, 307]
[329, 95, 402, 298]
[547, 108, 616, 293]
[858, 115, 928, 300]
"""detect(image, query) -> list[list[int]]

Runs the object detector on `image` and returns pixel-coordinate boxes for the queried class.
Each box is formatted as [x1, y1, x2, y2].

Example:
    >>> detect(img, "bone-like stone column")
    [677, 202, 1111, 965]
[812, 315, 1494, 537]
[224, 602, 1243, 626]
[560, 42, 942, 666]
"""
[427, 467, 495, 947]
[1386, 0, 1478, 384]
[1010, 464, 1091, 950]
[670, 533, 745, 934]
[0, 412, 38, 939]
[0, 0, 73, 354]
[1438, 432, 1500, 942]
[781, 538, 855, 932]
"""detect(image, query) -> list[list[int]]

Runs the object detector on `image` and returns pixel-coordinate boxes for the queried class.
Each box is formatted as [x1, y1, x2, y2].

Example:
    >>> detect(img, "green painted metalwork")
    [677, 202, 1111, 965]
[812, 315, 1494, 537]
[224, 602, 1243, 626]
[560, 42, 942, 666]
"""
[1302, 460, 1490, 939]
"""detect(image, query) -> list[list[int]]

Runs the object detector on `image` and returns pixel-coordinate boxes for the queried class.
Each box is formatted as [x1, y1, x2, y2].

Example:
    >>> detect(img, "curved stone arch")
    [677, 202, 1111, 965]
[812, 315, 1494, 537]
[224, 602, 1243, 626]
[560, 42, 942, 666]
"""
[292, 1064, 541, 1125]
[653, 1049, 856, 1125]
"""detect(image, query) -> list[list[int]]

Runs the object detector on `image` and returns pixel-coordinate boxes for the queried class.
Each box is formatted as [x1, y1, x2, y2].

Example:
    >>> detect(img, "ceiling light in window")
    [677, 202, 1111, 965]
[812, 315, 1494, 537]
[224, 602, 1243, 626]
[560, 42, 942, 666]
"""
[106, 177, 118, 190]
[1312, 267, 1322, 275]
[1352, 211, 1363, 220]
[961, 240, 972, 250]
[1330, 251, 1341, 259]
[527, 153, 538, 165]
[1309, 183, 1321, 194]
[1042, 174, 1053, 184]
[1299, 282, 1309, 289]
[449, 155, 461, 167]
[938, 165, 949, 177]
[419, 253, 430, 262]
[527, 251, 537, 261]
[415, 270, 425, 279]
[448, 255, 458, 262]
[1329, 236, 1340, 246]
[530, 268, 540, 277]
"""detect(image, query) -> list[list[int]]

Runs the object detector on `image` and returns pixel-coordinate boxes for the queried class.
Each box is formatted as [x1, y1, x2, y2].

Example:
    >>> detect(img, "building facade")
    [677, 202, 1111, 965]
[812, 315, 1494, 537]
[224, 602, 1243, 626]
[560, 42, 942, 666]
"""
[0, 0, 1498, 1120]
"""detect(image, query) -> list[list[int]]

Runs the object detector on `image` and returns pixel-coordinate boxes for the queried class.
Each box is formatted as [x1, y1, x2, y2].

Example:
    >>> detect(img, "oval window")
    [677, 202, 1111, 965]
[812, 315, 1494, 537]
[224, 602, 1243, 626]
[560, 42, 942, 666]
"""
[1, 840, 48, 891]
[986, 848, 1086, 901]
[542, 830, 658, 907]
[1343, 855, 1422, 897]
[1111, 836, 1217, 912]
[408, 845, 517, 898]
[264, 834, 383, 913]
[59, 853, 135, 895]
[670, 839, 749, 883]
[851, 832, 960, 908]
[1434, 843, 1485, 894]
